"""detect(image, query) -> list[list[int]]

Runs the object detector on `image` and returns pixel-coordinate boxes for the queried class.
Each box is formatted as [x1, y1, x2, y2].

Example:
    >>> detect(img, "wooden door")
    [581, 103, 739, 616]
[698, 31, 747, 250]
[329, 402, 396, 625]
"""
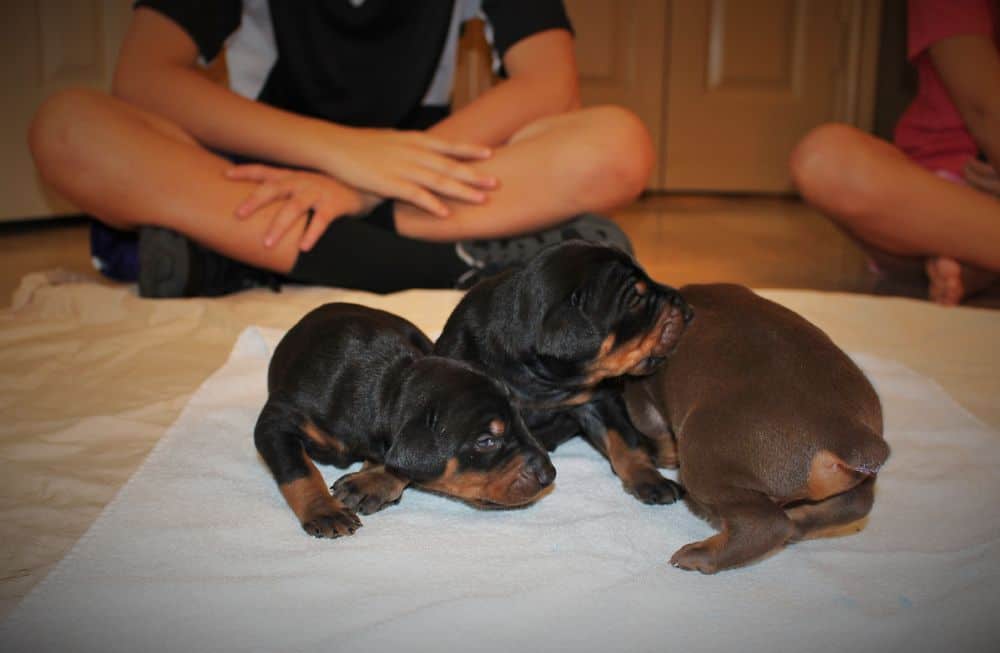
[454, 1, 667, 185]
[0, 1, 132, 222]
[565, 0, 668, 185]
[662, 0, 880, 192]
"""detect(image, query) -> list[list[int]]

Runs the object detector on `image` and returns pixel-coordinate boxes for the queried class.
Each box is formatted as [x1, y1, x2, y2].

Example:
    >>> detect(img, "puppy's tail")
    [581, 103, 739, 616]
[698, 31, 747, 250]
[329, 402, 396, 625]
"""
[836, 427, 890, 476]
[808, 427, 889, 501]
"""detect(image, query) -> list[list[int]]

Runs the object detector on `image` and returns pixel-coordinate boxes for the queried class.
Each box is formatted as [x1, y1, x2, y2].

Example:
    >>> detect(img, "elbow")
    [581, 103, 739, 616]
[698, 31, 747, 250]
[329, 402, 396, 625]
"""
[530, 74, 580, 117]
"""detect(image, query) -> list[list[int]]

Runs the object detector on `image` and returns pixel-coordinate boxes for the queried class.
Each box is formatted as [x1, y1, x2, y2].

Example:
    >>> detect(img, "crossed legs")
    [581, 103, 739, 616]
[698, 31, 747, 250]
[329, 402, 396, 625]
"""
[790, 124, 1000, 304]
[29, 88, 652, 276]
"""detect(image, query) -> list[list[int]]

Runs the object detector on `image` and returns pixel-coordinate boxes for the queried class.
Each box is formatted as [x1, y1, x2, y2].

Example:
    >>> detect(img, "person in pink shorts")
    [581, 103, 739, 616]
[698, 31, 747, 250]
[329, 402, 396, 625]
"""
[791, 0, 1000, 305]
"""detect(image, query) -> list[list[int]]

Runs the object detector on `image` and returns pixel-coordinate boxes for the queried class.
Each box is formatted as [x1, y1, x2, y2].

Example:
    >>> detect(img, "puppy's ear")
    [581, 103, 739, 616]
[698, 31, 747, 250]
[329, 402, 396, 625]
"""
[535, 302, 601, 363]
[383, 413, 448, 483]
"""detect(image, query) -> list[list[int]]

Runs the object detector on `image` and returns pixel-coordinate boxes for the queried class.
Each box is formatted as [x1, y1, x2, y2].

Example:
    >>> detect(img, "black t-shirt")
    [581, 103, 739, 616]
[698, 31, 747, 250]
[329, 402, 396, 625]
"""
[135, 0, 572, 129]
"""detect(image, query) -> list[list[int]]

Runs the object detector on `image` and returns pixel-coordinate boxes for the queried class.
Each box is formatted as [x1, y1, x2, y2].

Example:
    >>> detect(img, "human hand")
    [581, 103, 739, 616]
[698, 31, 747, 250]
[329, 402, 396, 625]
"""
[321, 127, 498, 217]
[226, 164, 377, 252]
[962, 158, 1000, 196]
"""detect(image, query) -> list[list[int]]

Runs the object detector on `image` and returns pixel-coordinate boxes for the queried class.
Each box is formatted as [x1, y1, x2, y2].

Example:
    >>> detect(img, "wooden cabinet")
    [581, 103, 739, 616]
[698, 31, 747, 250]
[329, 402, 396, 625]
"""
[4, 1, 882, 222]
[0, 1, 132, 222]
[662, 0, 881, 192]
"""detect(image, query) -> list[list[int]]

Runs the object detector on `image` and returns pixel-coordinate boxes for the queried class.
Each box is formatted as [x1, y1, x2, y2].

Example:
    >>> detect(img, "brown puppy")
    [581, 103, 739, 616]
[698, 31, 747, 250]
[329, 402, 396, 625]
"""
[624, 284, 889, 573]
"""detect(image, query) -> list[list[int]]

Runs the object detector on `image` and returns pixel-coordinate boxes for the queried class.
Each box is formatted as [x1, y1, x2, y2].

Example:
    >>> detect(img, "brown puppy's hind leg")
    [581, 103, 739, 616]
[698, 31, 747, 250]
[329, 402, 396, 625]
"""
[331, 462, 410, 515]
[671, 491, 795, 574]
[786, 475, 877, 541]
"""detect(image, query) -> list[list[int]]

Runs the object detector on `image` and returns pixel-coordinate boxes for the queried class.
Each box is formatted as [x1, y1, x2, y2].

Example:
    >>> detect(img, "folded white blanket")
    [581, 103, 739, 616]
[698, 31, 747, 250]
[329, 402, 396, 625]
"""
[2, 327, 998, 653]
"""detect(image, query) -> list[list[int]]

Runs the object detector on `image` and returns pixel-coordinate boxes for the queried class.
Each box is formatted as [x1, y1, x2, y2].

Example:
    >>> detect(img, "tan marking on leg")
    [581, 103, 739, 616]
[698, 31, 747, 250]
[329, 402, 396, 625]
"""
[603, 429, 681, 503]
[654, 437, 679, 468]
[788, 475, 877, 541]
[300, 420, 349, 458]
[605, 429, 656, 482]
[279, 452, 345, 524]
[806, 449, 864, 501]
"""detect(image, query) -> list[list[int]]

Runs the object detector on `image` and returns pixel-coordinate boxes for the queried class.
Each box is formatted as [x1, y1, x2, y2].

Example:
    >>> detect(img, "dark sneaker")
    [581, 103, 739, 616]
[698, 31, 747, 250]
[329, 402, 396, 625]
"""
[453, 213, 633, 289]
[90, 221, 139, 282]
[137, 226, 279, 298]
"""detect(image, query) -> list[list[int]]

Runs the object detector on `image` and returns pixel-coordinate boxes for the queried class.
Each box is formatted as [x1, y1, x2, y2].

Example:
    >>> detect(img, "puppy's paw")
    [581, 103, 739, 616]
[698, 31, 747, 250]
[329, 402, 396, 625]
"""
[670, 540, 719, 574]
[301, 506, 362, 539]
[625, 473, 684, 505]
[331, 467, 407, 515]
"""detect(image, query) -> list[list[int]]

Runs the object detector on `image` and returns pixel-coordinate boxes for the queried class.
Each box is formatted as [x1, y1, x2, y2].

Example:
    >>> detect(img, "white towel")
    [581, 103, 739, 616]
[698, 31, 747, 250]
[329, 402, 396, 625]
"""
[2, 327, 998, 653]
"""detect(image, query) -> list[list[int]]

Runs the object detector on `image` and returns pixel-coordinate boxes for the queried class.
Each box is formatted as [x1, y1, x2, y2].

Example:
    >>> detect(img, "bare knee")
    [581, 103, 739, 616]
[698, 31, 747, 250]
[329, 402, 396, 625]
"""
[29, 88, 110, 187]
[565, 105, 655, 209]
[789, 123, 886, 220]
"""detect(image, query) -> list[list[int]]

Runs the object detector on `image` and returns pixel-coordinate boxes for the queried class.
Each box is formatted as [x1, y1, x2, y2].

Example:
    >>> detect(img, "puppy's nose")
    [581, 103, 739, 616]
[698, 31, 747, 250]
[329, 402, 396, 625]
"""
[529, 456, 557, 487]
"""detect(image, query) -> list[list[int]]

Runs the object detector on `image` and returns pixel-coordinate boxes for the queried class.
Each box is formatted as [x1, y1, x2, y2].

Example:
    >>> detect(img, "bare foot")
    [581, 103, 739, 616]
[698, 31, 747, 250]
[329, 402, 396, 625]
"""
[926, 257, 999, 306]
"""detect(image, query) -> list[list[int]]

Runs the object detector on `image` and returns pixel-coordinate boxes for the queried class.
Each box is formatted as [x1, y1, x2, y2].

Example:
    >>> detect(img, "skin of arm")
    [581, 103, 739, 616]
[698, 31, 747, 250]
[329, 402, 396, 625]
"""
[114, 8, 495, 216]
[930, 33, 1000, 170]
[428, 28, 581, 146]
[113, 9, 360, 173]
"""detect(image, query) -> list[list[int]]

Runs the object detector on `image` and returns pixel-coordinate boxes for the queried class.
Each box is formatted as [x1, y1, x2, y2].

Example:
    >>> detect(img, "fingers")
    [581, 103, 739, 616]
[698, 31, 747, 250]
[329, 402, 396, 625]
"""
[299, 202, 342, 252]
[401, 167, 489, 204]
[415, 155, 498, 191]
[383, 179, 451, 217]
[234, 178, 292, 219]
[264, 195, 313, 248]
[409, 133, 492, 160]
[965, 158, 997, 179]
[962, 159, 1000, 196]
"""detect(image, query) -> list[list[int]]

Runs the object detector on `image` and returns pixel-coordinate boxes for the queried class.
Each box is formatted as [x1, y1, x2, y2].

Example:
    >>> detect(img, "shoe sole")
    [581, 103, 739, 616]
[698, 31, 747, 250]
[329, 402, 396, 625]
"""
[458, 213, 634, 270]
[137, 226, 192, 298]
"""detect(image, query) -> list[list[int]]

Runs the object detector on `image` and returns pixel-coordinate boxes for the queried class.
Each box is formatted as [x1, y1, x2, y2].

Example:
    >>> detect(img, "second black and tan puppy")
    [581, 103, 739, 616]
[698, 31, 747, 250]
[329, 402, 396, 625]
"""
[255, 303, 555, 538]
[434, 241, 692, 504]
[624, 284, 890, 573]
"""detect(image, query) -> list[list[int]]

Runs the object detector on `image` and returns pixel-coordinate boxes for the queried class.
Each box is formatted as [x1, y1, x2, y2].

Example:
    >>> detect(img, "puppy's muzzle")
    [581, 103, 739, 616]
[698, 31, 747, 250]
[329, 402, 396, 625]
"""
[525, 451, 557, 487]
[500, 452, 556, 506]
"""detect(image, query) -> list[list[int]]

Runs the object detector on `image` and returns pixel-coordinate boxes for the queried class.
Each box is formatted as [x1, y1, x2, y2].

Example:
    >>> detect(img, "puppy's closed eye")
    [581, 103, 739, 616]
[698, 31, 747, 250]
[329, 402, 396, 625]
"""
[474, 418, 507, 452]
[474, 434, 503, 452]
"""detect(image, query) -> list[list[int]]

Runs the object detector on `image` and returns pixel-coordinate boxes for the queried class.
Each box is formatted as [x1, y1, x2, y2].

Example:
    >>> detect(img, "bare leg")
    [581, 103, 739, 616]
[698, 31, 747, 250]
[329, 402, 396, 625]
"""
[790, 123, 1000, 304]
[30, 90, 652, 272]
[29, 88, 305, 274]
[395, 106, 654, 241]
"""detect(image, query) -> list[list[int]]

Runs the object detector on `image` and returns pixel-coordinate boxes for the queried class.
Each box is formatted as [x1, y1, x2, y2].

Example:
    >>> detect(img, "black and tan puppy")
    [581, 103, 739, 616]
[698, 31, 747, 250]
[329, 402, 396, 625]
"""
[434, 241, 692, 504]
[624, 284, 890, 573]
[255, 303, 556, 538]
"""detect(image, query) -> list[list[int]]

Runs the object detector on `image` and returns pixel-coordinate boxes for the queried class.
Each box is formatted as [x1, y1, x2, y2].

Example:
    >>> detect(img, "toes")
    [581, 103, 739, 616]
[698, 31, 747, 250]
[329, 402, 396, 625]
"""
[331, 481, 363, 510]
[670, 542, 718, 574]
[359, 494, 399, 515]
[926, 257, 964, 305]
[302, 508, 362, 539]
[628, 477, 684, 505]
[331, 472, 403, 515]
